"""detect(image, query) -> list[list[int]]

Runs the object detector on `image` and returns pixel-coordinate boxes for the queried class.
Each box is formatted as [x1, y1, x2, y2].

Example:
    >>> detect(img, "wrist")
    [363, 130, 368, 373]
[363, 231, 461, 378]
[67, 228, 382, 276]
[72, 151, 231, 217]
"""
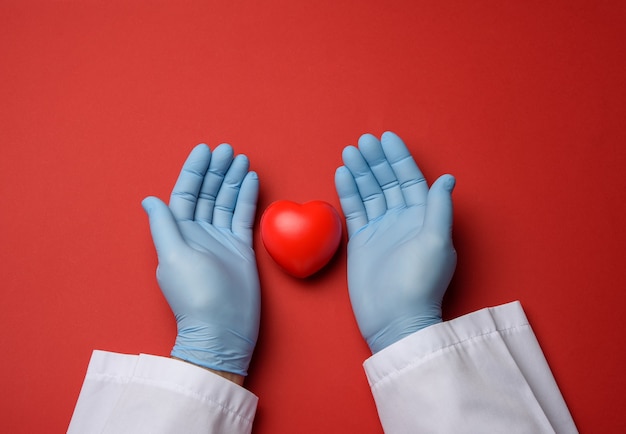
[366, 314, 442, 353]
[171, 356, 245, 386]
[172, 323, 256, 378]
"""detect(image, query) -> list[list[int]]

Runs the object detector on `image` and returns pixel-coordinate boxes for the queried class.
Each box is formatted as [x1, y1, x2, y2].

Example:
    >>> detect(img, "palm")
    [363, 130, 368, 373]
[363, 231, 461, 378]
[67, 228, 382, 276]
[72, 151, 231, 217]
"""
[348, 207, 426, 293]
[159, 221, 258, 318]
[348, 207, 454, 348]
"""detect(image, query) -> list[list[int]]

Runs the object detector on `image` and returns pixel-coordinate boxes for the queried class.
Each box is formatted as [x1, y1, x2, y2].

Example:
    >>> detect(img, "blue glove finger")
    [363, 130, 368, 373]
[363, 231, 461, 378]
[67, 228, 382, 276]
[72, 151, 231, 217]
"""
[195, 144, 234, 224]
[232, 171, 259, 245]
[169, 144, 212, 221]
[141, 196, 185, 259]
[342, 145, 387, 221]
[335, 165, 369, 237]
[358, 133, 406, 210]
[423, 174, 456, 238]
[381, 131, 429, 207]
[213, 154, 250, 230]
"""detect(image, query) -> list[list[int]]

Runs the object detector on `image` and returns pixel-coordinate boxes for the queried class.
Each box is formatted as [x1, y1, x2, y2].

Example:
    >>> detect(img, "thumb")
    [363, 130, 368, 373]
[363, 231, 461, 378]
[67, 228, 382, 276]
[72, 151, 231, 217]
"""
[142, 196, 185, 258]
[423, 174, 455, 239]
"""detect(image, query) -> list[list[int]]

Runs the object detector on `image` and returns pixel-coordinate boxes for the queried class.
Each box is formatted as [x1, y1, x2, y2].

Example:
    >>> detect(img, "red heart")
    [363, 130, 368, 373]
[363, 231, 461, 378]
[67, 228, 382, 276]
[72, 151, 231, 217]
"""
[260, 200, 343, 278]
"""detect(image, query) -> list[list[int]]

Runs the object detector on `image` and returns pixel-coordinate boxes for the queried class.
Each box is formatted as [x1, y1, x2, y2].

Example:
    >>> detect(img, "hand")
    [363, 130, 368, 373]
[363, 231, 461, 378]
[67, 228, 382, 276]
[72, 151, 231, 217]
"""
[335, 132, 456, 354]
[142, 143, 260, 378]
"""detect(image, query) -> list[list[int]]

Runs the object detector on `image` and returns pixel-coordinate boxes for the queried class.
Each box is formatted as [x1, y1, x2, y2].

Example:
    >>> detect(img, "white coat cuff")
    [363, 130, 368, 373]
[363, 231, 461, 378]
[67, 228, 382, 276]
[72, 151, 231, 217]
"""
[363, 300, 529, 386]
[69, 350, 258, 433]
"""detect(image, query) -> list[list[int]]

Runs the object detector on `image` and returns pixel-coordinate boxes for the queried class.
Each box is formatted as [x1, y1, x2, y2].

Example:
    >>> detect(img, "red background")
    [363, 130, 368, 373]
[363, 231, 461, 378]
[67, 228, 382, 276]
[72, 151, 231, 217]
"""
[2, 1, 625, 432]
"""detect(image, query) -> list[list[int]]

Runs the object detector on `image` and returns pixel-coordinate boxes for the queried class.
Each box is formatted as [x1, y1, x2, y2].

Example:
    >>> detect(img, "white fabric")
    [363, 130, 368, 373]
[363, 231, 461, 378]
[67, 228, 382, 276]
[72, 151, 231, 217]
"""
[68, 302, 576, 433]
[67, 351, 257, 434]
[364, 301, 577, 433]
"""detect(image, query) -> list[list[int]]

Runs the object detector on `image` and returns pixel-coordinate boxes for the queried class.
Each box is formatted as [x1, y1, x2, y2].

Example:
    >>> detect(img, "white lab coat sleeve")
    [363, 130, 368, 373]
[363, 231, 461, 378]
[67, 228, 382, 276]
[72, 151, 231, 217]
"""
[363, 301, 578, 434]
[67, 350, 257, 434]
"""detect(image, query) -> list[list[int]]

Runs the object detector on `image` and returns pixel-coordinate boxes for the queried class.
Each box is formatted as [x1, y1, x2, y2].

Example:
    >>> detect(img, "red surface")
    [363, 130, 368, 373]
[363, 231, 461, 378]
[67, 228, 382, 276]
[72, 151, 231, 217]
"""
[1, 1, 625, 432]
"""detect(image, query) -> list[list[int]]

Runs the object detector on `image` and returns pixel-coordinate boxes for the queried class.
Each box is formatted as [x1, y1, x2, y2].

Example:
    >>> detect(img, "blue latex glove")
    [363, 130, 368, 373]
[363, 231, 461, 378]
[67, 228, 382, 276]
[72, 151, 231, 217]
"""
[335, 132, 457, 354]
[141, 143, 260, 376]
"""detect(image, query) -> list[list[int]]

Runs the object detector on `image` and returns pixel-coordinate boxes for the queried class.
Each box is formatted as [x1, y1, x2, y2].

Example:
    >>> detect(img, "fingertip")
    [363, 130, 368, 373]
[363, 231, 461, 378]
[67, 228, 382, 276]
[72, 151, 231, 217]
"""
[228, 154, 250, 177]
[242, 170, 260, 193]
[382, 131, 409, 151]
[358, 132, 378, 144]
[435, 174, 456, 193]
[215, 142, 234, 156]
[335, 165, 349, 177]
[235, 153, 250, 166]
[142, 196, 168, 215]
[357, 133, 382, 153]
[190, 143, 211, 158]
[341, 144, 358, 160]
[380, 131, 410, 157]
[141, 196, 157, 214]
[445, 174, 456, 192]
[334, 166, 353, 190]
[342, 145, 365, 167]
[381, 131, 400, 141]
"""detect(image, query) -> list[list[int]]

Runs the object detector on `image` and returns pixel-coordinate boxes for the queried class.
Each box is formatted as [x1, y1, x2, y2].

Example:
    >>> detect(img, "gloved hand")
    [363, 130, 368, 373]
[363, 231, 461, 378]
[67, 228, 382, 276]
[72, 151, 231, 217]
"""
[335, 132, 457, 354]
[142, 143, 260, 377]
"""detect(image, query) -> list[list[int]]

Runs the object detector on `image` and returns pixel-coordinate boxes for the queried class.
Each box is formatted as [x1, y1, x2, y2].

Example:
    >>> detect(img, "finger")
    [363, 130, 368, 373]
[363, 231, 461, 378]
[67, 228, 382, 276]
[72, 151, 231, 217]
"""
[342, 145, 387, 221]
[142, 196, 186, 259]
[169, 144, 212, 221]
[212, 154, 250, 230]
[232, 171, 259, 245]
[423, 174, 456, 238]
[381, 131, 428, 207]
[195, 143, 235, 223]
[335, 166, 368, 237]
[358, 133, 405, 209]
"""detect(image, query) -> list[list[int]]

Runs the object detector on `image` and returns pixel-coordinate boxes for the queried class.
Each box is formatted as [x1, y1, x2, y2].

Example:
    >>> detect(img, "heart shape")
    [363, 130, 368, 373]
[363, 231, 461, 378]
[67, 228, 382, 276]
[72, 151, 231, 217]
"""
[260, 200, 343, 278]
